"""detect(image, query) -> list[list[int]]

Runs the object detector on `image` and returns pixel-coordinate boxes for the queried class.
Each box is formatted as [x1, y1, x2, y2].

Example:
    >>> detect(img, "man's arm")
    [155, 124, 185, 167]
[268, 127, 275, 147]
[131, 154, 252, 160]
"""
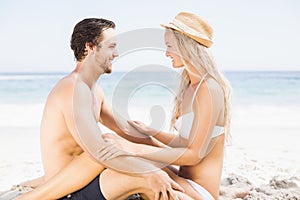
[70, 81, 166, 174]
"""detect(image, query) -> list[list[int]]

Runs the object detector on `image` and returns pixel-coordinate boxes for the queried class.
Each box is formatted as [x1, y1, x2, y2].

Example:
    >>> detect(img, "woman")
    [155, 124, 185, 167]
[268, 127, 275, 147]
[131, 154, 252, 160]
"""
[98, 12, 231, 200]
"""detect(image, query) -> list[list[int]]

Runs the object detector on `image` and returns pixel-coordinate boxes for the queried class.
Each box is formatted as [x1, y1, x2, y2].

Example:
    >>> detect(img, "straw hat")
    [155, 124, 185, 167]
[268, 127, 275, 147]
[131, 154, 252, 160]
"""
[161, 12, 213, 48]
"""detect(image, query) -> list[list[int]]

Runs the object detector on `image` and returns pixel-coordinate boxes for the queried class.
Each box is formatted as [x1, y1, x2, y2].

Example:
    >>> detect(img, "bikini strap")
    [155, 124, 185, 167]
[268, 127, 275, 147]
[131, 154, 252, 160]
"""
[191, 73, 208, 110]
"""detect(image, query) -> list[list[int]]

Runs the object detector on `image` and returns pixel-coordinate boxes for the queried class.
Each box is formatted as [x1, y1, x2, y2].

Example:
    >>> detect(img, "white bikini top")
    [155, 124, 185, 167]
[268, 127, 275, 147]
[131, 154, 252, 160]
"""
[174, 73, 225, 139]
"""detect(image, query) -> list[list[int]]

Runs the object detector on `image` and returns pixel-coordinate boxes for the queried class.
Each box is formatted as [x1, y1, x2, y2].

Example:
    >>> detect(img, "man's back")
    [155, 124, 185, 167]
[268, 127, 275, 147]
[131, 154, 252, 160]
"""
[40, 73, 91, 180]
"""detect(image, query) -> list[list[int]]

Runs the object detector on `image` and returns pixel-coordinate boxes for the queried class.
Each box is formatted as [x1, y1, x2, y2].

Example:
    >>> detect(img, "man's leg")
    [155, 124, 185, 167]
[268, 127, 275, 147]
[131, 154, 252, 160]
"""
[58, 175, 106, 200]
[99, 169, 154, 200]
[18, 176, 44, 189]
[99, 169, 197, 200]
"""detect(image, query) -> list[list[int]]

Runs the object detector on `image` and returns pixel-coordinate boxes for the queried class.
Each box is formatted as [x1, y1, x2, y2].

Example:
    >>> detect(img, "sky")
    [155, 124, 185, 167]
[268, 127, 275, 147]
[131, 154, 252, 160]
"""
[0, 0, 299, 72]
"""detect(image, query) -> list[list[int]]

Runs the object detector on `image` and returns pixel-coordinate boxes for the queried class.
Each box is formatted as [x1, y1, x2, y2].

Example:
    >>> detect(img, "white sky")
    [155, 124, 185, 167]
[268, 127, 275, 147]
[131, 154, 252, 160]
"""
[0, 0, 299, 72]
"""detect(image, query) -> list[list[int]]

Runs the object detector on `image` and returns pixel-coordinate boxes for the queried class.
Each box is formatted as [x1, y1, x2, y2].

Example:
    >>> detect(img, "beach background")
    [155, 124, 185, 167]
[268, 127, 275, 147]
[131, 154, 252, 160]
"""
[1, 0, 300, 199]
[0, 70, 300, 198]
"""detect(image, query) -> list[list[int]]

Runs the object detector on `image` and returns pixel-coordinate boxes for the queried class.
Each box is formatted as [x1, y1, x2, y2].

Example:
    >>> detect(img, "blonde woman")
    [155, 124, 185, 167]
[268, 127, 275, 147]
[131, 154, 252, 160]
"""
[99, 12, 231, 200]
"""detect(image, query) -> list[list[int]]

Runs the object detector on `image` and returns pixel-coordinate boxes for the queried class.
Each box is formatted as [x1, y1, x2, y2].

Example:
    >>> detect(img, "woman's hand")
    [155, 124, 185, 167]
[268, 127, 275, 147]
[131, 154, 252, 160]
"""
[124, 121, 150, 139]
[127, 120, 156, 136]
[97, 133, 137, 161]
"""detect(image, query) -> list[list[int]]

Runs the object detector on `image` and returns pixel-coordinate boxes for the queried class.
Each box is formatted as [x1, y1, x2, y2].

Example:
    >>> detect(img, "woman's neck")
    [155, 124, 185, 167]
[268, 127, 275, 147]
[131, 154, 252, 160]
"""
[185, 63, 207, 86]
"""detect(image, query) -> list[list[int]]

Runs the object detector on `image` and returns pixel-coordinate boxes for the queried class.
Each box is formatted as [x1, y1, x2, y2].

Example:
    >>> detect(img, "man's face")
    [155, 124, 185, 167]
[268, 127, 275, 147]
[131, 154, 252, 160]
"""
[94, 28, 119, 73]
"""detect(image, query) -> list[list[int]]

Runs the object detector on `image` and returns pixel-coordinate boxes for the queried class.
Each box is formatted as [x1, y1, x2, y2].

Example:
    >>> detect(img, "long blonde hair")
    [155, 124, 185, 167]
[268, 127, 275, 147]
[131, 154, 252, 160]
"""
[169, 29, 232, 139]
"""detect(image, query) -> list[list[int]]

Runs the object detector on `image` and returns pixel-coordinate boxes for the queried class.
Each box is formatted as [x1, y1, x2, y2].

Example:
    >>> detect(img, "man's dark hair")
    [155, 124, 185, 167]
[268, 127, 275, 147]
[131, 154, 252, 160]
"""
[70, 18, 115, 61]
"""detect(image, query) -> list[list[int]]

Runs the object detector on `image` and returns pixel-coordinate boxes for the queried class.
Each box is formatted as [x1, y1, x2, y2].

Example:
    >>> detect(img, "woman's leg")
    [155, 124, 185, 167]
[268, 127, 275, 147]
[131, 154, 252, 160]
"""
[99, 168, 200, 200]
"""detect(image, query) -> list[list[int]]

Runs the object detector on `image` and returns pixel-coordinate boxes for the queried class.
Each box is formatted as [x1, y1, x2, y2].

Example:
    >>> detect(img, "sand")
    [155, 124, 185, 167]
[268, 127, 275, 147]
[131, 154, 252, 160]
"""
[1, 105, 300, 199]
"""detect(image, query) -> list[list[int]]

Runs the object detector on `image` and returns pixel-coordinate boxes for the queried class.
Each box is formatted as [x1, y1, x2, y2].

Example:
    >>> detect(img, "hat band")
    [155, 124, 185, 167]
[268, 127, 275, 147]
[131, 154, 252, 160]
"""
[170, 19, 211, 41]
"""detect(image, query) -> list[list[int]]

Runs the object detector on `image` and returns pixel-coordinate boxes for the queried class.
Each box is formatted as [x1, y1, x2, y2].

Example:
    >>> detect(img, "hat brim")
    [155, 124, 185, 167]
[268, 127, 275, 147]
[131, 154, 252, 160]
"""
[160, 23, 181, 31]
[160, 23, 213, 48]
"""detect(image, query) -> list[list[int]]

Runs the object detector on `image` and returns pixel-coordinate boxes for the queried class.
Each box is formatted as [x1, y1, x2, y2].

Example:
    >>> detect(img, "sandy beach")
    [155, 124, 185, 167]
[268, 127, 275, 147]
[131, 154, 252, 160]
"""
[220, 105, 300, 199]
[1, 105, 300, 199]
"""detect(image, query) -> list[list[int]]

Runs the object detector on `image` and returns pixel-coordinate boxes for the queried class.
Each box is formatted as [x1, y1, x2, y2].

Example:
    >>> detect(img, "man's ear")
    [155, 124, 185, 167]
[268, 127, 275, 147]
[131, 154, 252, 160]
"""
[85, 42, 94, 53]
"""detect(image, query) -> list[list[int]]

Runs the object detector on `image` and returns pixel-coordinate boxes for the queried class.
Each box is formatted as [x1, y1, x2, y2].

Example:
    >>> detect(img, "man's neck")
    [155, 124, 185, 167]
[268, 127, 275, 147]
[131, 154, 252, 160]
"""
[74, 62, 103, 89]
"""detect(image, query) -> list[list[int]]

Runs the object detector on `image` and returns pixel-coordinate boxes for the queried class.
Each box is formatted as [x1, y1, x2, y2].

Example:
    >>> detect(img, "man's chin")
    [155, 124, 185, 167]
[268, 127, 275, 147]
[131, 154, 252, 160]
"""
[102, 65, 112, 74]
[105, 66, 112, 74]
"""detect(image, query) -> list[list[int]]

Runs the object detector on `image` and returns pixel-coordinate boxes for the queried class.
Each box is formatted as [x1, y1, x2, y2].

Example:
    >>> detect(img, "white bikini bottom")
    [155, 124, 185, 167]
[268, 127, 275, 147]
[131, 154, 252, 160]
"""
[185, 179, 214, 200]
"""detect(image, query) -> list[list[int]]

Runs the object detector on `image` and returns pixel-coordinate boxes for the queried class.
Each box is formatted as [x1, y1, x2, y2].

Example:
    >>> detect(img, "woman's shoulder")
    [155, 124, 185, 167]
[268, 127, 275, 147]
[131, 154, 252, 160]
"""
[192, 77, 225, 109]
[204, 78, 224, 98]
[192, 78, 225, 114]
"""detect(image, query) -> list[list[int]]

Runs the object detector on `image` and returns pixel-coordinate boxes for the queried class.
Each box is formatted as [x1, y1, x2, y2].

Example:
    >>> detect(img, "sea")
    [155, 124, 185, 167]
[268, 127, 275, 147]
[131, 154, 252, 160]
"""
[0, 70, 299, 127]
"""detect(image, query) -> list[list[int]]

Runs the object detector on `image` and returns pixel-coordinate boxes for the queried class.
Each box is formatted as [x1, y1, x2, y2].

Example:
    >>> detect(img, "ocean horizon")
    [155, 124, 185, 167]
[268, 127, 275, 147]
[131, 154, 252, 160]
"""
[0, 69, 299, 131]
[1, 70, 300, 105]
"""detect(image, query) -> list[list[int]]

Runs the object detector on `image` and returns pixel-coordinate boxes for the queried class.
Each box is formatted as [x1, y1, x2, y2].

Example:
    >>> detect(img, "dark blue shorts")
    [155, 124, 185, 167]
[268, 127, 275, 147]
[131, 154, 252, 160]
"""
[58, 175, 143, 200]
[58, 175, 106, 200]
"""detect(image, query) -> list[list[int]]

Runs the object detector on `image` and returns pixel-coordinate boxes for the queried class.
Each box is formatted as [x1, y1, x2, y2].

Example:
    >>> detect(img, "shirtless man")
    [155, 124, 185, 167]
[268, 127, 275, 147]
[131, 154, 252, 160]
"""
[15, 18, 187, 200]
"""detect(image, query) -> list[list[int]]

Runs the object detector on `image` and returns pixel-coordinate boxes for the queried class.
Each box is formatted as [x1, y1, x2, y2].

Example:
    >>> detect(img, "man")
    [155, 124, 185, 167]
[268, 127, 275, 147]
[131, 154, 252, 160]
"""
[14, 18, 185, 200]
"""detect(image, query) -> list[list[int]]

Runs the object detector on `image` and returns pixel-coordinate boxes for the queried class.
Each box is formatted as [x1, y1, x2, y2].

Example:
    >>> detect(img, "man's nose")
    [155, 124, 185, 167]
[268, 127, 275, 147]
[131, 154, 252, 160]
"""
[113, 49, 119, 57]
[165, 50, 170, 57]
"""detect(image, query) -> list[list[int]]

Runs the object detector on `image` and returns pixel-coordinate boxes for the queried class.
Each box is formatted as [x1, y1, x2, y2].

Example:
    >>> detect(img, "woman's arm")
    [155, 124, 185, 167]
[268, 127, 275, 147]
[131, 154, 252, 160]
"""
[98, 88, 162, 146]
[137, 84, 223, 165]
[97, 87, 188, 147]
[101, 83, 223, 166]
[128, 120, 189, 147]
[99, 138, 202, 166]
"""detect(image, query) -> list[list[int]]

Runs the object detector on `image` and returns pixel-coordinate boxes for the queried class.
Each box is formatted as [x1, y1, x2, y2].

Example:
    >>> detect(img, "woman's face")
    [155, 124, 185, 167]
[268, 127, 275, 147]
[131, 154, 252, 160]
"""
[164, 29, 184, 68]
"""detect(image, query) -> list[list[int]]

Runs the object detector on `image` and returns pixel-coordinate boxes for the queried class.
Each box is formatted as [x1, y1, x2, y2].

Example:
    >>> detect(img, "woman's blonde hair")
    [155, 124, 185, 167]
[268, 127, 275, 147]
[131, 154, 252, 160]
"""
[169, 29, 232, 140]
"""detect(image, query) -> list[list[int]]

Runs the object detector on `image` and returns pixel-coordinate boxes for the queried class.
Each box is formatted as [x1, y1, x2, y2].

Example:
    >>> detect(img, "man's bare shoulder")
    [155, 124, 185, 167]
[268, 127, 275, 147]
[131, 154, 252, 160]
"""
[95, 84, 105, 99]
[48, 73, 77, 100]
[53, 74, 76, 92]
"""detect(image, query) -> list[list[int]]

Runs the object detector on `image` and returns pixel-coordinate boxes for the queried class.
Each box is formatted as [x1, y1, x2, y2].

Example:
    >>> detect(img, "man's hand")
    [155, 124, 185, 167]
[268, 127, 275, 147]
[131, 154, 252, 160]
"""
[143, 171, 184, 200]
